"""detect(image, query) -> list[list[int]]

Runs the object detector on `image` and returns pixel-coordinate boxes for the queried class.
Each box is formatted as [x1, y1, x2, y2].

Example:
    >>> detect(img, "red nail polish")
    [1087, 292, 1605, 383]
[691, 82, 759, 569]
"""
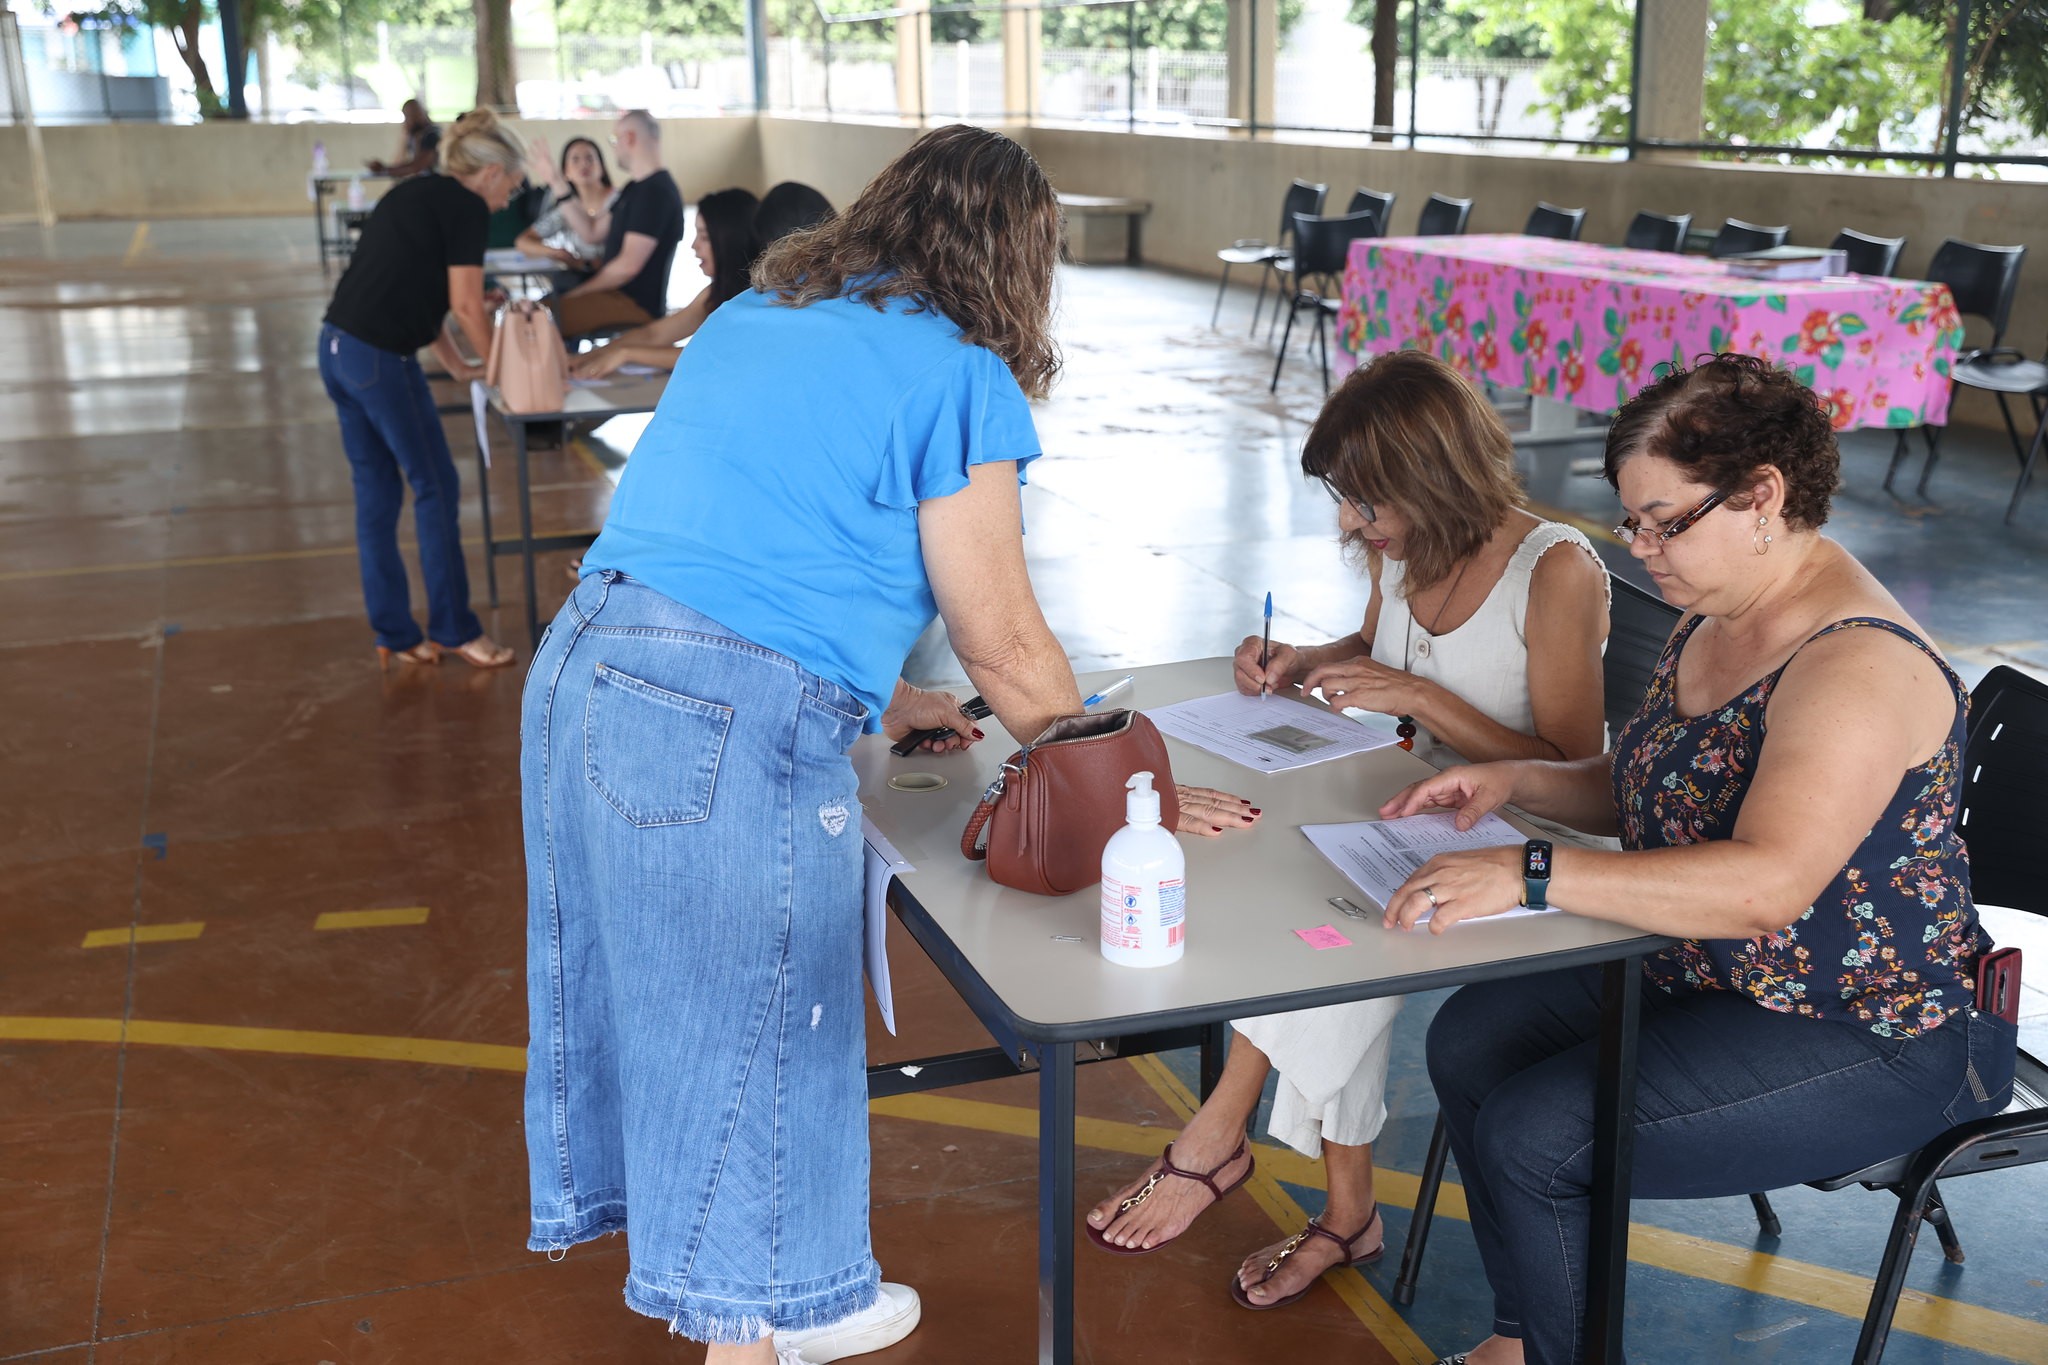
[1211, 825, 1223, 832]
[1240, 815, 1254, 823]
[971, 728, 984, 739]
[1249, 807, 1262, 815]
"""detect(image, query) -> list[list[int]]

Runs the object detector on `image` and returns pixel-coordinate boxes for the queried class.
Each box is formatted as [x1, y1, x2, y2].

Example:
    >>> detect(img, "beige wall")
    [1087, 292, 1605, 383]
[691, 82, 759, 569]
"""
[0, 117, 761, 220]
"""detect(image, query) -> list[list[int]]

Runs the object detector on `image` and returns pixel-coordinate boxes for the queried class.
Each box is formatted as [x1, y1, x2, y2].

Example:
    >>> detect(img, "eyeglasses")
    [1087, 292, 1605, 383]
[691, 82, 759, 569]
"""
[1614, 487, 1730, 545]
[1317, 479, 1376, 524]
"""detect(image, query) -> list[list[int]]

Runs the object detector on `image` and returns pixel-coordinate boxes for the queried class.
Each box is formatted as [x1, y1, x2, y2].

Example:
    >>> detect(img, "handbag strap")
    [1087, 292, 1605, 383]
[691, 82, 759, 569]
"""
[960, 798, 995, 861]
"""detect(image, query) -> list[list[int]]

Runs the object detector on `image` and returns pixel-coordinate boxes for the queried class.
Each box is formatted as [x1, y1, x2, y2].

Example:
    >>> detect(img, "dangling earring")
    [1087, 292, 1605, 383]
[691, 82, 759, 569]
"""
[1753, 514, 1774, 556]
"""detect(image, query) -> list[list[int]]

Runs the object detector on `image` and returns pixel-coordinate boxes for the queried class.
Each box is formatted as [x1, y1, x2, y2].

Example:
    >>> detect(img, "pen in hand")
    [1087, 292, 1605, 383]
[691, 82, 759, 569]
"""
[1259, 592, 1273, 698]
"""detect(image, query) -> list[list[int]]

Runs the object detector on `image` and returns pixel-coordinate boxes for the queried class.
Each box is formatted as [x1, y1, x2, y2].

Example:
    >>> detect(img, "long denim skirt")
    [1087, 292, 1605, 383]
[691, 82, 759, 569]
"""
[521, 571, 879, 1341]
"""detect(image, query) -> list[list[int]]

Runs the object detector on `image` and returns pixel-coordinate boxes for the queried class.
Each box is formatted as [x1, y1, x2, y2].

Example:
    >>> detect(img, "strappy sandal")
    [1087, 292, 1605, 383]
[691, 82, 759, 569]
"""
[1229, 1206, 1382, 1311]
[1084, 1139, 1255, 1257]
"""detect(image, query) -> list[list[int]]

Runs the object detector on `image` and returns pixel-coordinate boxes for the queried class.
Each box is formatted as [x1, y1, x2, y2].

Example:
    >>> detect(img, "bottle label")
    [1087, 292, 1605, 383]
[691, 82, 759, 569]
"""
[1100, 877, 1145, 952]
[1159, 878, 1185, 948]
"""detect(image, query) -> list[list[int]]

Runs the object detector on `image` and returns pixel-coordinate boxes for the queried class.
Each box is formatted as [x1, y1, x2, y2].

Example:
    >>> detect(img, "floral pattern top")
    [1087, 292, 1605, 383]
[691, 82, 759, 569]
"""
[1613, 615, 1981, 1037]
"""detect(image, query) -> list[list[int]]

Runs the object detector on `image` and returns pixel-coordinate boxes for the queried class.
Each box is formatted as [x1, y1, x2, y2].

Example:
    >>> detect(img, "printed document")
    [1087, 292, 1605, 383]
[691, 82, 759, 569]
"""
[861, 816, 913, 1034]
[1146, 691, 1402, 773]
[1301, 812, 1559, 923]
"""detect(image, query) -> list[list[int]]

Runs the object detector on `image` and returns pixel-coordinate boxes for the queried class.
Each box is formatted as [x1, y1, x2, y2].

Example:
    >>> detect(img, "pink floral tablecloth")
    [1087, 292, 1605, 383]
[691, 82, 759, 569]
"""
[1334, 235, 1964, 431]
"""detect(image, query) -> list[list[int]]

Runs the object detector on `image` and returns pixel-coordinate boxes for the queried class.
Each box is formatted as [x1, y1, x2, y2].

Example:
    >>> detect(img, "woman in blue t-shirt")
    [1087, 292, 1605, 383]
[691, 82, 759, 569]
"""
[518, 125, 1255, 1364]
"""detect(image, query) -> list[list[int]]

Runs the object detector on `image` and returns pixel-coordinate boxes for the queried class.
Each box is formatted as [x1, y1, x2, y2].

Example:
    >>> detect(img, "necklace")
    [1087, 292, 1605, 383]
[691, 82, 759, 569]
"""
[1395, 556, 1472, 749]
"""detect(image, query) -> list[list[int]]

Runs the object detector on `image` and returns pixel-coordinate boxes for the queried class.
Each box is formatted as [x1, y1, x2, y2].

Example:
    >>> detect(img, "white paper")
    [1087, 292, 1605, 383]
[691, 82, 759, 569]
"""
[1146, 690, 1402, 773]
[615, 362, 661, 377]
[1301, 812, 1559, 923]
[469, 379, 491, 470]
[861, 815, 914, 1036]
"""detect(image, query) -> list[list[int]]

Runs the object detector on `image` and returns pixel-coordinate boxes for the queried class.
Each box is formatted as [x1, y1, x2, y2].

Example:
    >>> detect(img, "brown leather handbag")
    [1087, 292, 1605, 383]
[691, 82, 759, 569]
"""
[486, 299, 569, 414]
[960, 710, 1180, 896]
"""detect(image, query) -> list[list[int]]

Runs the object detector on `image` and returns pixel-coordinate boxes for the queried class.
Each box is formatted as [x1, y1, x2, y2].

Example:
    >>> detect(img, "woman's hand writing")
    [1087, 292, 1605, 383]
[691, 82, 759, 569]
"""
[1385, 846, 1524, 933]
[1175, 784, 1262, 837]
[1300, 655, 1421, 716]
[879, 686, 984, 754]
[570, 346, 626, 380]
[1234, 636, 1306, 697]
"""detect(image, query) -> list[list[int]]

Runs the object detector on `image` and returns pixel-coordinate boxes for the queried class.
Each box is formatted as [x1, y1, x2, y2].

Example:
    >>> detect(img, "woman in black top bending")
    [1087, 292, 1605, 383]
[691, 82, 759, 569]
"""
[320, 107, 521, 670]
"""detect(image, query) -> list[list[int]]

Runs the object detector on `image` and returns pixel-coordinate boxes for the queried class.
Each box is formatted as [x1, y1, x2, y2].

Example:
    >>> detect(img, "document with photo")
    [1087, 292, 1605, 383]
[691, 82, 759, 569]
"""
[1301, 812, 1560, 923]
[1145, 690, 1402, 773]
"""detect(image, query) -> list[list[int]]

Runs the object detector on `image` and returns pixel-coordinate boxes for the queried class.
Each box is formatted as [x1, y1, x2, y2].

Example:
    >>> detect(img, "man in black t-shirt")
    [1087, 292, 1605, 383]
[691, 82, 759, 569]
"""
[553, 109, 684, 338]
[368, 99, 442, 178]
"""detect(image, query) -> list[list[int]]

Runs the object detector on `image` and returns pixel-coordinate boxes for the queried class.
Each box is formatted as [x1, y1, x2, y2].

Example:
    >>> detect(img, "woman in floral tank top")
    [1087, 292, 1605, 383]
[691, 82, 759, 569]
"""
[1375, 355, 2018, 1365]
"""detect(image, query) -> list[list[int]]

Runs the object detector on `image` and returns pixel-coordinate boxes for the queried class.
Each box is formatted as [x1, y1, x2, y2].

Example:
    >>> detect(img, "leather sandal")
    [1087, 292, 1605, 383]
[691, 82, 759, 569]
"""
[1229, 1206, 1382, 1311]
[1084, 1139, 1255, 1257]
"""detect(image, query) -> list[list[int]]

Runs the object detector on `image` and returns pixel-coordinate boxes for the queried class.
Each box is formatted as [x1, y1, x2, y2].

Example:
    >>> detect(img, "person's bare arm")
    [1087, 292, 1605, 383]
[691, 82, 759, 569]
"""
[564, 232, 656, 300]
[446, 265, 493, 365]
[919, 462, 1081, 743]
[1381, 626, 1958, 934]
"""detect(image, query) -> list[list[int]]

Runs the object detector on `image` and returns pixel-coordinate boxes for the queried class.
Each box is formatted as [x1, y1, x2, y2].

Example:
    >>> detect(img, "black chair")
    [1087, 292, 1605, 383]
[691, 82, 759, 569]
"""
[1391, 573, 1788, 1307]
[1268, 209, 1382, 394]
[1417, 193, 1473, 237]
[1768, 665, 2048, 1364]
[1623, 210, 1692, 254]
[1213, 177, 1327, 332]
[1936, 335, 2046, 523]
[1832, 227, 1907, 278]
[1524, 202, 1587, 242]
[1346, 186, 1397, 231]
[1885, 239, 2028, 499]
[1709, 217, 1790, 259]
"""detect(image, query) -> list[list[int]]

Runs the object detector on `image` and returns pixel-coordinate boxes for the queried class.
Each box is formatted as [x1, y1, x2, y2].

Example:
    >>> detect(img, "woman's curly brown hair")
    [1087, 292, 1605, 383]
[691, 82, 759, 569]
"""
[750, 124, 1063, 399]
[1603, 352, 1840, 529]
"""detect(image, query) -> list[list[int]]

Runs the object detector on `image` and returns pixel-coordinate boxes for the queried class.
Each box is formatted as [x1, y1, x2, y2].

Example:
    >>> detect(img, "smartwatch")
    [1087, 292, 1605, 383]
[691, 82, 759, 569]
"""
[1522, 839, 1553, 909]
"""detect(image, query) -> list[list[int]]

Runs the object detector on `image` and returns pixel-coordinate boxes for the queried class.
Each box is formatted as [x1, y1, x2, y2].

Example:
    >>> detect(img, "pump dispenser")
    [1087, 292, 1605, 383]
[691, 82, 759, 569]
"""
[1099, 771, 1186, 968]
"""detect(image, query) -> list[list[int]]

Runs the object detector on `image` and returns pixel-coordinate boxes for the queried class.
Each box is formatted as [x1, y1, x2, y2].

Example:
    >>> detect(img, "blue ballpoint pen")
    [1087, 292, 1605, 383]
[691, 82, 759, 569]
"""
[1082, 674, 1135, 709]
[1259, 592, 1273, 698]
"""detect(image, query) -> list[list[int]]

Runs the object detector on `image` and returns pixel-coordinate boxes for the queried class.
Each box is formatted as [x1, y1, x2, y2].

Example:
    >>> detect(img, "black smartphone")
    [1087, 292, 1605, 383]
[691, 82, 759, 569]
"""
[890, 695, 993, 757]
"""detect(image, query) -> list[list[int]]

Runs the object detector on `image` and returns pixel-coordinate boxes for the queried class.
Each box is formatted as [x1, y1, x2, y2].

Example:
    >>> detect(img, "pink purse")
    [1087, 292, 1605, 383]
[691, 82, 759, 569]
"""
[485, 300, 568, 414]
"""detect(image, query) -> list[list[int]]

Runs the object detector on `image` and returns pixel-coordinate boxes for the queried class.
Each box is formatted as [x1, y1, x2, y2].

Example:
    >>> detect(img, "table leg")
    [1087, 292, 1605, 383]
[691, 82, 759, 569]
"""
[313, 183, 329, 268]
[1037, 1041, 1076, 1365]
[515, 420, 540, 649]
[476, 425, 498, 608]
[1585, 954, 1643, 1364]
[1198, 1020, 1227, 1102]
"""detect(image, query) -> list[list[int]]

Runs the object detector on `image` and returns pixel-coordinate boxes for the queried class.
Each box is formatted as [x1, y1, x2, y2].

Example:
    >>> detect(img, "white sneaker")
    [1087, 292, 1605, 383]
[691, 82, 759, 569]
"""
[773, 1282, 922, 1364]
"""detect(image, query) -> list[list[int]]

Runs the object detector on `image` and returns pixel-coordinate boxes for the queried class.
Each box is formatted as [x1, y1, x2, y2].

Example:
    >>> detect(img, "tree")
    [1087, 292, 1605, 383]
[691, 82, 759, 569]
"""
[70, 1, 223, 114]
[1410, 0, 1546, 137]
[474, 0, 513, 107]
[1030, 0, 1303, 53]
[556, 0, 747, 38]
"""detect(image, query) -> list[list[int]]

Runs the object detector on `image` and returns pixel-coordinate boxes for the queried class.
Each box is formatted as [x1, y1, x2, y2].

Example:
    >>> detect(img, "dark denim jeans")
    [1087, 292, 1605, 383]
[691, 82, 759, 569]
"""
[1426, 964, 2017, 1365]
[317, 323, 482, 652]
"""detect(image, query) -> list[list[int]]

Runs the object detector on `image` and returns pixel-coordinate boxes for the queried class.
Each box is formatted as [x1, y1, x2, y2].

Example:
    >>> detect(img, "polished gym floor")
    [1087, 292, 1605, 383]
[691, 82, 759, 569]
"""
[1, 214, 2043, 1364]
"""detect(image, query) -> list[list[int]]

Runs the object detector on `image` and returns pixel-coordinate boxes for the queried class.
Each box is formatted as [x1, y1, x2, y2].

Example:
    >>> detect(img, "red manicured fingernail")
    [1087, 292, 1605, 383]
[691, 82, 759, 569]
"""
[971, 728, 984, 739]
[1249, 807, 1262, 815]
[1211, 825, 1223, 832]
[1239, 797, 1252, 805]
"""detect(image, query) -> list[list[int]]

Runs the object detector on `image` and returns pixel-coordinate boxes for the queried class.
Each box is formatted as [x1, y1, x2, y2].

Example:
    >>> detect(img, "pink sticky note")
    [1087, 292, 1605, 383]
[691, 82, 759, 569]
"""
[1294, 925, 1352, 950]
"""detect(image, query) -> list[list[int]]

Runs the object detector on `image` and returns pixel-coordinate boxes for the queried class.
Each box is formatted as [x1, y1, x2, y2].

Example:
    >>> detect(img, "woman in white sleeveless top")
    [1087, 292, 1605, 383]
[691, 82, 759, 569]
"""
[1085, 350, 1612, 1312]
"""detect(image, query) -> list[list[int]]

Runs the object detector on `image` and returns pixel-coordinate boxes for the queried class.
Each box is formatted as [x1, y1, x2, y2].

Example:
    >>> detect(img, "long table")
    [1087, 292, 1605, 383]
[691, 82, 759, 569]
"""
[1335, 234, 1964, 433]
[859, 659, 1674, 1364]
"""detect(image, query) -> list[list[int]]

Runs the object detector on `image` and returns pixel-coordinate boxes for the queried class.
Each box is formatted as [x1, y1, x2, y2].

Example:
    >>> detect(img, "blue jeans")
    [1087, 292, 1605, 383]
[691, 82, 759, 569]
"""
[1426, 965, 2017, 1365]
[521, 572, 878, 1342]
[317, 323, 482, 651]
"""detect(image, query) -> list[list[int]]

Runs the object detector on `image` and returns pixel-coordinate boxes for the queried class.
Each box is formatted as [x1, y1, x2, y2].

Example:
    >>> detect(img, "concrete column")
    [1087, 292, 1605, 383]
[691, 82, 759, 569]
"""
[1636, 0, 1709, 151]
[895, 0, 931, 122]
[1002, 4, 1042, 122]
[1227, 0, 1276, 129]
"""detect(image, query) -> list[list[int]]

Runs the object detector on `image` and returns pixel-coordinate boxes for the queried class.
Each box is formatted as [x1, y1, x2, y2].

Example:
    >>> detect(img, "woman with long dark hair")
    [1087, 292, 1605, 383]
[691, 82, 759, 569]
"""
[521, 125, 1252, 1364]
[569, 187, 759, 378]
[514, 135, 613, 279]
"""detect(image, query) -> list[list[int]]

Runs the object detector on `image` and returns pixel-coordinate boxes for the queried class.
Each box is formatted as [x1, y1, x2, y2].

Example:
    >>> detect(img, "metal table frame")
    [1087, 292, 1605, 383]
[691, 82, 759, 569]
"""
[311, 172, 386, 269]
[855, 665, 1669, 1365]
[472, 380, 667, 648]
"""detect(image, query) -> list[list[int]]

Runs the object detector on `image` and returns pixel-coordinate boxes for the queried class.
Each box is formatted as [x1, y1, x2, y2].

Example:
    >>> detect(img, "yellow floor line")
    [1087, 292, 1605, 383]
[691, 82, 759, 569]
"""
[122, 222, 151, 265]
[5, 1016, 2041, 1359]
[80, 921, 204, 949]
[314, 906, 431, 931]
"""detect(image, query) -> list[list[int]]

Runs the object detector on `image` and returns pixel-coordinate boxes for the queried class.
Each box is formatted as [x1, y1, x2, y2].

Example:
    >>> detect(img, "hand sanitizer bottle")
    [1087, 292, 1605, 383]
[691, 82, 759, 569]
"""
[312, 140, 329, 177]
[1100, 771, 1185, 968]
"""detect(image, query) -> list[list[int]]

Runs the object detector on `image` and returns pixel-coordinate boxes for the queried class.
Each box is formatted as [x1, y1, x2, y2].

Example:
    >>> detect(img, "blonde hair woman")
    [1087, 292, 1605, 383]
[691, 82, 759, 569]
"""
[1086, 349, 1612, 1314]
[319, 107, 524, 669]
